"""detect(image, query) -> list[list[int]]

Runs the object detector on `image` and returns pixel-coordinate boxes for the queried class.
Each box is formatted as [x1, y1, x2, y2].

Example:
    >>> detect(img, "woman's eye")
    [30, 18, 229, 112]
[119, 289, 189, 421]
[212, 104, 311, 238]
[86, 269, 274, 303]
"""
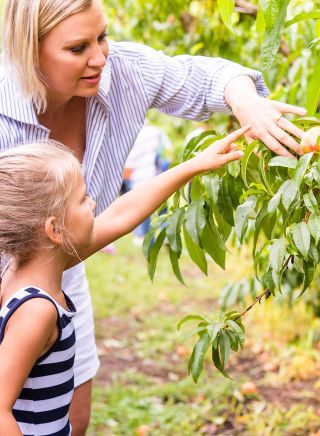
[98, 32, 109, 42]
[71, 44, 86, 54]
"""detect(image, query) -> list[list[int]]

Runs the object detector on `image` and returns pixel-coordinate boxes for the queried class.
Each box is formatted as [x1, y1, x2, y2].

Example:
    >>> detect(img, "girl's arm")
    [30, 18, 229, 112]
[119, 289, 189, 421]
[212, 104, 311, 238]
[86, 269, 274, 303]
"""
[0, 299, 57, 434]
[69, 125, 249, 266]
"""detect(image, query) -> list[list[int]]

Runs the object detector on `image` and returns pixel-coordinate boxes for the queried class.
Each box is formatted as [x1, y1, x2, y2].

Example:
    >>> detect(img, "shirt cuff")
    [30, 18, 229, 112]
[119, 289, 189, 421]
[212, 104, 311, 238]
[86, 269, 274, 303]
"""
[207, 62, 270, 114]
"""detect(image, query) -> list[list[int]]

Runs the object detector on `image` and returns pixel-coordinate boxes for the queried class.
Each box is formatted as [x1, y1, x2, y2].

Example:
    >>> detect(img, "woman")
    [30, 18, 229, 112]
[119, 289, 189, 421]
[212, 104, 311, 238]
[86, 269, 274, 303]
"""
[0, 0, 306, 434]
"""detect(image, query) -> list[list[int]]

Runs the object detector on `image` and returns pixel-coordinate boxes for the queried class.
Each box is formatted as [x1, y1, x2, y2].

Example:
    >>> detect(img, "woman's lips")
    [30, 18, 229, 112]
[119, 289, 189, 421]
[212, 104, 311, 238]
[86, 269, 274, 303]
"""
[81, 73, 101, 84]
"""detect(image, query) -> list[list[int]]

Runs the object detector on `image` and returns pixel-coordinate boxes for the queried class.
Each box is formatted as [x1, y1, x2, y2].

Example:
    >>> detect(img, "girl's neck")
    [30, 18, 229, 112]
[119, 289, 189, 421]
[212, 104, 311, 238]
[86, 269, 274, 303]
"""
[0, 250, 69, 307]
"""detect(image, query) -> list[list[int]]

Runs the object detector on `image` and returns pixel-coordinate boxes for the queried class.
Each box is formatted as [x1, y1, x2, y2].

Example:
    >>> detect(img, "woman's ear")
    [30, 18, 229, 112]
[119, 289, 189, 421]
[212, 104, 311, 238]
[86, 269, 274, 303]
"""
[44, 216, 63, 245]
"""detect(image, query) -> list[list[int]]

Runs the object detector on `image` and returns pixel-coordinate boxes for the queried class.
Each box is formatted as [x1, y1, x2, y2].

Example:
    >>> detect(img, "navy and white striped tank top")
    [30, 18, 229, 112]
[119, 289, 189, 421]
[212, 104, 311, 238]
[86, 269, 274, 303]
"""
[0, 286, 76, 436]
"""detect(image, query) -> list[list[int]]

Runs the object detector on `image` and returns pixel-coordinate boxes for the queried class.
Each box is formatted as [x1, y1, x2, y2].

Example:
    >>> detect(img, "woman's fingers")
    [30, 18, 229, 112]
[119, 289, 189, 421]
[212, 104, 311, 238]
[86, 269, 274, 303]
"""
[277, 117, 305, 139]
[268, 123, 301, 154]
[273, 101, 307, 116]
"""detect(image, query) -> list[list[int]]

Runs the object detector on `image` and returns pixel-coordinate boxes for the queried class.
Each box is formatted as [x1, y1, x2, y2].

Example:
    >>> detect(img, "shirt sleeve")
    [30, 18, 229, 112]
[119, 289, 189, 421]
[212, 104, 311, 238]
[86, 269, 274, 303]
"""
[129, 43, 269, 121]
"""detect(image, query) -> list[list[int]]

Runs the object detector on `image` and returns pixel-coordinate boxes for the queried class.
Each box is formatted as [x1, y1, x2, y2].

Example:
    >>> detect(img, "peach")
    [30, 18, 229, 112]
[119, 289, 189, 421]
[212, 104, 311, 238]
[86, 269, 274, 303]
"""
[300, 126, 320, 154]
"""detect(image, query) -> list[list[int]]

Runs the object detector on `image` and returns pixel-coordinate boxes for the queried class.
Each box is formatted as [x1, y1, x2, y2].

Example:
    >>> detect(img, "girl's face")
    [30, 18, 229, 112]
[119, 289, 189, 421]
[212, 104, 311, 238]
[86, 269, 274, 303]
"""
[39, 0, 108, 103]
[64, 170, 96, 249]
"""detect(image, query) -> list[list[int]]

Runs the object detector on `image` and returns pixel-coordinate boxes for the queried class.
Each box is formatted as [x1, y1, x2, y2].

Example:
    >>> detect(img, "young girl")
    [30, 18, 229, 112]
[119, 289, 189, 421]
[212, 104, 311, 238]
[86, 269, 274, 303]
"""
[0, 125, 248, 435]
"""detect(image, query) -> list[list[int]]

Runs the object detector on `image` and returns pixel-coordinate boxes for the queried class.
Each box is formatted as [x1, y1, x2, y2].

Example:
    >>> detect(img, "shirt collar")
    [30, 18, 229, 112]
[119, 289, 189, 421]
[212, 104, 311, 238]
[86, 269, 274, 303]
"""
[94, 57, 112, 112]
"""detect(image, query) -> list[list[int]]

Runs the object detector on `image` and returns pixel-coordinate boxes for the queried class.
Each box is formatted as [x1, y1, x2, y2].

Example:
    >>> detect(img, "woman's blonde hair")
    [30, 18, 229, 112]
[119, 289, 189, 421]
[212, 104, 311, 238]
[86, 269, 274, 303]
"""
[0, 141, 82, 267]
[2, 0, 93, 113]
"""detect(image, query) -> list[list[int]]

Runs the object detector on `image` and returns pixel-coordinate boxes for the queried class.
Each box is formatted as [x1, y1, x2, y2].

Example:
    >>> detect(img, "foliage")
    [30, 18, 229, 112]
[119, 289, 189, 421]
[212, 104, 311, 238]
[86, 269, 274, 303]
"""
[143, 116, 320, 379]
[103, 0, 320, 380]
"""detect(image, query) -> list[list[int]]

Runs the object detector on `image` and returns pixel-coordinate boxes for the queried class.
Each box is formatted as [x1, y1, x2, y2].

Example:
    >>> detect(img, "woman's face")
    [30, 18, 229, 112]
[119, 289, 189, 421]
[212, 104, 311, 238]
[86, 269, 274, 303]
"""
[39, 0, 108, 103]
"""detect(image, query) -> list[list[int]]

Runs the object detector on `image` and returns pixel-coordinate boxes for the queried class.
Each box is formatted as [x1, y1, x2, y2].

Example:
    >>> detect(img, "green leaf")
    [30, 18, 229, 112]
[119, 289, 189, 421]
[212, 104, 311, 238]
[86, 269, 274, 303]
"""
[228, 160, 241, 178]
[286, 12, 320, 27]
[169, 247, 185, 285]
[207, 322, 223, 343]
[143, 219, 164, 260]
[183, 326, 208, 342]
[183, 224, 208, 275]
[292, 222, 310, 259]
[225, 329, 239, 352]
[177, 314, 209, 331]
[189, 332, 210, 383]
[270, 236, 287, 273]
[268, 156, 298, 169]
[241, 140, 259, 187]
[227, 319, 245, 349]
[260, 0, 290, 77]
[201, 222, 226, 269]
[307, 215, 320, 245]
[259, 151, 273, 195]
[306, 60, 320, 116]
[303, 191, 319, 215]
[211, 339, 230, 378]
[147, 228, 166, 281]
[294, 153, 313, 187]
[235, 195, 257, 243]
[185, 200, 206, 246]
[219, 330, 231, 368]
[211, 203, 232, 241]
[217, 177, 235, 226]
[256, 6, 266, 37]
[281, 180, 298, 211]
[166, 208, 185, 257]
[297, 260, 316, 297]
[217, 0, 235, 34]
[268, 179, 296, 214]
[183, 130, 217, 161]
[253, 201, 269, 255]
[203, 173, 220, 204]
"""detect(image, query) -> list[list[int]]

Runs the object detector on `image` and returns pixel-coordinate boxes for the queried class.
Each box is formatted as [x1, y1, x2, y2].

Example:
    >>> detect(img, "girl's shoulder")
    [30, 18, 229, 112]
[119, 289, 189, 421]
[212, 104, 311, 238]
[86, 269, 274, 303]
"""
[0, 287, 59, 344]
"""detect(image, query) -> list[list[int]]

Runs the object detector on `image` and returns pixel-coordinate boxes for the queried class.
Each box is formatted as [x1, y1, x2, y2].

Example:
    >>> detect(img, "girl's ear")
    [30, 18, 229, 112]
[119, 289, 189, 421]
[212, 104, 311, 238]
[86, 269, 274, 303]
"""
[45, 216, 63, 245]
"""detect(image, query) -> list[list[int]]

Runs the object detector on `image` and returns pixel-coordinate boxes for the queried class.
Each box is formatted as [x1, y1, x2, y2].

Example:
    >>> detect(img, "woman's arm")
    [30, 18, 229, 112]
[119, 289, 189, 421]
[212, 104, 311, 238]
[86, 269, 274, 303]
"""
[111, 42, 306, 157]
[69, 125, 249, 266]
[0, 299, 57, 435]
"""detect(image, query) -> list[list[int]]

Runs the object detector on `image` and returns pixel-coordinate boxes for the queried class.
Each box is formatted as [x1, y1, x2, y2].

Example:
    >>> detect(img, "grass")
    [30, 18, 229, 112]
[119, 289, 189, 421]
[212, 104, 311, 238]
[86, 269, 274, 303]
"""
[86, 235, 320, 435]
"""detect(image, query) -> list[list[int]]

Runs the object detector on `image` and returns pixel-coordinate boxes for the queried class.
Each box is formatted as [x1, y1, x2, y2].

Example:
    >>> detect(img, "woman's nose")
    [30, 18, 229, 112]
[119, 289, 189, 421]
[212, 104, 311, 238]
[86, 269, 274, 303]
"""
[88, 44, 108, 69]
[88, 197, 96, 210]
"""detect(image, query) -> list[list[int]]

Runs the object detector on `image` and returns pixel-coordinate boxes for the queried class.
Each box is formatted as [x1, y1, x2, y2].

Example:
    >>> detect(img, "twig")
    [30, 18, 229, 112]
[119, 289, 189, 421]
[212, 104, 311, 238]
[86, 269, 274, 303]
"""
[233, 288, 270, 321]
[233, 255, 294, 321]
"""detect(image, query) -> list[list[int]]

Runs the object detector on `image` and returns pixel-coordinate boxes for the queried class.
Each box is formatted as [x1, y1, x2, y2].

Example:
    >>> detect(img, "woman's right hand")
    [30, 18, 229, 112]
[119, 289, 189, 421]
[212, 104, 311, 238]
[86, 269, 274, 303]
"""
[191, 125, 250, 174]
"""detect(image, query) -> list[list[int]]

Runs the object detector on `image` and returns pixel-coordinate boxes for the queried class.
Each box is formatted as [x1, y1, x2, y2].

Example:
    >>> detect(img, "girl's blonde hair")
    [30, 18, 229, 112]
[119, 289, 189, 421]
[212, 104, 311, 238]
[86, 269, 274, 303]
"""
[2, 0, 93, 113]
[0, 141, 82, 267]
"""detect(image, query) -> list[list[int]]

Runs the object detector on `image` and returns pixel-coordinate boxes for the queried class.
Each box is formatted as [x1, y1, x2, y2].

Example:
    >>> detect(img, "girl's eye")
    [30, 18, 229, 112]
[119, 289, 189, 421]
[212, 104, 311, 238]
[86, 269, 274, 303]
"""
[71, 44, 86, 54]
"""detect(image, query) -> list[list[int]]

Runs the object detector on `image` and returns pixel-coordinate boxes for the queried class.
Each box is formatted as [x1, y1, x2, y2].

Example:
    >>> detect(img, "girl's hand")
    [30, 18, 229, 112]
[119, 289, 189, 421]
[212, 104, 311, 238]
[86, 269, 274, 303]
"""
[191, 125, 250, 173]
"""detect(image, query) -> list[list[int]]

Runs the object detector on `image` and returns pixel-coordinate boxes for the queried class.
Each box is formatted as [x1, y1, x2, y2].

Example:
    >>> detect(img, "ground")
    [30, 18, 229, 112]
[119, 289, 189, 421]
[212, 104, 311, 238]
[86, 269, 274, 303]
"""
[86, 235, 320, 436]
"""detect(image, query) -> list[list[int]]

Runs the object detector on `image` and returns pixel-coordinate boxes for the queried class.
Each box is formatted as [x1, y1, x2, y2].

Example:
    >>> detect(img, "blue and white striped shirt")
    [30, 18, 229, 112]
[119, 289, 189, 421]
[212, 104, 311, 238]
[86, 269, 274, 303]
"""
[0, 287, 76, 436]
[0, 41, 269, 214]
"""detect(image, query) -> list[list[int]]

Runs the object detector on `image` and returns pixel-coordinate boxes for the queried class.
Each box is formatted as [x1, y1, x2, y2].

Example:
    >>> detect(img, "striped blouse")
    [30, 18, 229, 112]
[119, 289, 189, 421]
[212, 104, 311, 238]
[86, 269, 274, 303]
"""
[0, 287, 76, 436]
[0, 40, 269, 215]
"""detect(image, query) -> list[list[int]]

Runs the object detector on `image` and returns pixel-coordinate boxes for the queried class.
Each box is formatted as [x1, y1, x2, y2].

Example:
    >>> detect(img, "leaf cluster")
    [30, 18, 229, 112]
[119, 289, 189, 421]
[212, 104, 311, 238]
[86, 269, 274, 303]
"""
[144, 117, 320, 379]
[178, 311, 245, 381]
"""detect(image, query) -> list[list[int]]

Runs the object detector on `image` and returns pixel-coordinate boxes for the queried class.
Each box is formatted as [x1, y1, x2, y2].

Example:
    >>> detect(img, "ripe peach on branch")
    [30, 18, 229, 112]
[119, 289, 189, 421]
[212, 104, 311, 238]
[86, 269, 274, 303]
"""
[300, 126, 320, 154]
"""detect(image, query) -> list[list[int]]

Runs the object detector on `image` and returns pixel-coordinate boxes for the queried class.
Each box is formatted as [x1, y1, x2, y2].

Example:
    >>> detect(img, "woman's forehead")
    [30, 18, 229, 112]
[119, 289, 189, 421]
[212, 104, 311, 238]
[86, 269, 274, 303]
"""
[44, 0, 106, 40]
